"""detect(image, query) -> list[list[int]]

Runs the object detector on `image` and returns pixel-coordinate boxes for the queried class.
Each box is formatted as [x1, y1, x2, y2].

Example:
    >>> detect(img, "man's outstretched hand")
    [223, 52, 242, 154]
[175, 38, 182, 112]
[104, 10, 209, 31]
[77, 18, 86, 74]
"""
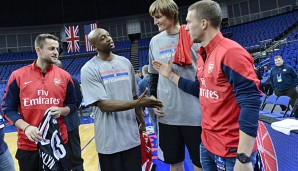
[152, 59, 172, 78]
[136, 88, 163, 108]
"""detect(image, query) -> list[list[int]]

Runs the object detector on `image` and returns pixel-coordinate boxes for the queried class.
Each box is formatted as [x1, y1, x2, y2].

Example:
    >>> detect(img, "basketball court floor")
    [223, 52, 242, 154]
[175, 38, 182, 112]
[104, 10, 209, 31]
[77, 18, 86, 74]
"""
[4, 112, 194, 171]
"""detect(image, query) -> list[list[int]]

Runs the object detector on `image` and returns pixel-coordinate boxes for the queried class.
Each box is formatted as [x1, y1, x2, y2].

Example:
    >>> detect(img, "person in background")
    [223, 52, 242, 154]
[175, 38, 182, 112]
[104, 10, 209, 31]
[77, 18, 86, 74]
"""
[138, 65, 158, 136]
[80, 28, 163, 171]
[260, 65, 273, 95]
[270, 55, 298, 109]
[55, 60, 84, 171]
[254, 66, 262, 80]
[261, 66, 270, 83]
[0, 112, 15, 171]
[148, 0, 203, 170]
[152, 0, 262, 170]
[138, 65, 150, 115]
[2, 33, 77, 171]
[138, 65, 150, 97]
[135, 70, 142, 84]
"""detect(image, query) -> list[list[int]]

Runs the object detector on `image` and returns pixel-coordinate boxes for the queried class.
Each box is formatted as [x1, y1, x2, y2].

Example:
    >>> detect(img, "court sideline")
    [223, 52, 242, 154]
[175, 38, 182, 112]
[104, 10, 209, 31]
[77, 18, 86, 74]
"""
[4, 115, 194, 171]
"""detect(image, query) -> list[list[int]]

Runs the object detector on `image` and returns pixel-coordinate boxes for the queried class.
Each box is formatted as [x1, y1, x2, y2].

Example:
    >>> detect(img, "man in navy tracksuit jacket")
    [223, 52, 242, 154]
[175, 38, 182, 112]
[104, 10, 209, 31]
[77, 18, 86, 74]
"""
[270, 55, 298, 108]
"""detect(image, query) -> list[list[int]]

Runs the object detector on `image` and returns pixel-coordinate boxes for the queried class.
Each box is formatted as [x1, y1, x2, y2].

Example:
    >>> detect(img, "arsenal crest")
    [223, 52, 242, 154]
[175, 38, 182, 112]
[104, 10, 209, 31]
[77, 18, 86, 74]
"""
[53, 78, 61, 86]
[208, 63, 214, 73]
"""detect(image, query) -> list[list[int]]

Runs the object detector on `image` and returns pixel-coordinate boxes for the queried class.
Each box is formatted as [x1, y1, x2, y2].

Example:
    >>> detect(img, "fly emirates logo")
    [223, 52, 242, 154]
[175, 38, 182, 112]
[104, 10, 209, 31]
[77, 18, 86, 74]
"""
[199, 78, 219, 100]
[23, 90, 61, 106]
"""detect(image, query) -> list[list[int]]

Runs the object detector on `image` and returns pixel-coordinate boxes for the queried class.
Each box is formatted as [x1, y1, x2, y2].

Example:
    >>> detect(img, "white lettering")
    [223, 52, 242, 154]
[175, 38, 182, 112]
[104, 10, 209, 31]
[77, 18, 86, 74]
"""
[160, 53, 174, 59]
[37, 90, 48, 96]
[103, 76, 129, 84]
[23, 97, 61, 106]
[199, 88, 219, 100]
[41, 152, 56, 169]
[199, 78, 219, 99]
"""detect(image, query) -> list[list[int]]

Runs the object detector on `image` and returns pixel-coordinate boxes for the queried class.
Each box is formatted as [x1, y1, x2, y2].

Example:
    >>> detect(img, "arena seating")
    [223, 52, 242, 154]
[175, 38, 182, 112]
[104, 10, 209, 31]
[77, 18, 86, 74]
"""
[286, 29, 298, 41]
[0, 63, 28, 82]
[137, 37, 151, 70]
[114, 40, 131, 50]
[221, 10, 298, 51]
[138, 38, 150, 48]
[138, 49, 149, 69]
[0, 39, 132, 90]
[0, 51, 37, 62]
[268, 41, 298, 69]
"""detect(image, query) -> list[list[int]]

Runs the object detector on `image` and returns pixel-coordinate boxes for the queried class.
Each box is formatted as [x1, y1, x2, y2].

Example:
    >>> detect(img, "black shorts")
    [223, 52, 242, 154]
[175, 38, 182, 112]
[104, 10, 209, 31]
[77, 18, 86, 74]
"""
[98, 145, 142, 171]
[65, 129, 84, 170]
[16, 149, 41, 171]
[158, 123, 202, 168]
[16, 148, 69, 171]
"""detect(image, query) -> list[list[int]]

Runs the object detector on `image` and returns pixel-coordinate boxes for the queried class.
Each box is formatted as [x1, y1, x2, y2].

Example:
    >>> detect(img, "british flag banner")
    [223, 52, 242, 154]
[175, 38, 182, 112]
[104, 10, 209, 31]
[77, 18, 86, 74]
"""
[65, 25, 80, 53]
[84, 23, 97, 52]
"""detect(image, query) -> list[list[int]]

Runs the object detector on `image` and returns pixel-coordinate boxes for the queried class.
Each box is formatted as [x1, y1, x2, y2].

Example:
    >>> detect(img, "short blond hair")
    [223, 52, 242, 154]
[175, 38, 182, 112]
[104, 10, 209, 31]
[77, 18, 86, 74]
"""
[188, 0, 222, 28]
[149, 0, 179, 25]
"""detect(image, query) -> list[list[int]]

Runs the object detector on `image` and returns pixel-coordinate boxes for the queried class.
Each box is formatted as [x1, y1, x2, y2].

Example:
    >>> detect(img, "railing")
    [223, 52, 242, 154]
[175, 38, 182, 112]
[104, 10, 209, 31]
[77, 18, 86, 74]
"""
[256, 39, 298, 70]
[254, 38, 287, 60]
[254, 39, 287, 70]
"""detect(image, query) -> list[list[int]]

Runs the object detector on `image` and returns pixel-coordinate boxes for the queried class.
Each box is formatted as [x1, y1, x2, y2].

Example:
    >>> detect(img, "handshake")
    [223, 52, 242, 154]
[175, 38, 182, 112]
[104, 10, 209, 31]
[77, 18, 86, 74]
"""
[135, 88, 163, 108]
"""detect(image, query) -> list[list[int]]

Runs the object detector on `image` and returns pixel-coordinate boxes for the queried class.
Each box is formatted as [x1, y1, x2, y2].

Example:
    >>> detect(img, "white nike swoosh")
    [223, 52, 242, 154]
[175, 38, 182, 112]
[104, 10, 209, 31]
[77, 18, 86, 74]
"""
[24, 81, 32, 85]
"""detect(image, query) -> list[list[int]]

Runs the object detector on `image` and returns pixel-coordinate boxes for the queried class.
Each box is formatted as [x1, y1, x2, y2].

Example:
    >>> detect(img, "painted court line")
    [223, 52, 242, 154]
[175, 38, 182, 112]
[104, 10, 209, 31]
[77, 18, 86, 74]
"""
[81, 136, 95, 151]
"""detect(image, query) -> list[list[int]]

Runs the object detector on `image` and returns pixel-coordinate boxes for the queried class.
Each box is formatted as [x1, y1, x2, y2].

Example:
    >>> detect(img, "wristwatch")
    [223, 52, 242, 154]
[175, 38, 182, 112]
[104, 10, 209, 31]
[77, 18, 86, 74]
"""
[236, 153, 251, 163]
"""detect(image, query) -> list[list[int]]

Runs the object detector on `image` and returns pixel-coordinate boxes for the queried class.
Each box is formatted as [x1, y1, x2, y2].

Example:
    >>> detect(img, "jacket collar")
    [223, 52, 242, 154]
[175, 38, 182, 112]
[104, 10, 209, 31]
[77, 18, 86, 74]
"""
[204, 32, 224, 55]
[197, 32, 224, 58]
[30, 61, 54, 73]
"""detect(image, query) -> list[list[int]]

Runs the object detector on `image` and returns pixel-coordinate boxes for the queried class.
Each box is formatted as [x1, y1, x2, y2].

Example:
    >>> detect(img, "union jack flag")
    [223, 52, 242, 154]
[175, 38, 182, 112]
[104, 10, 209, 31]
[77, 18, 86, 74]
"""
[65, 25, 80, 53]
[84, 23, 98, 52]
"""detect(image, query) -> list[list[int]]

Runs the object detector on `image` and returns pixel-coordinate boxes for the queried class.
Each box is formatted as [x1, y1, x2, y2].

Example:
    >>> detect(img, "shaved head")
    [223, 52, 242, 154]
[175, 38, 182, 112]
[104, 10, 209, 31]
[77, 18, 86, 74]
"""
[87, 28, 115, 53]
[88, 28, 106, 46]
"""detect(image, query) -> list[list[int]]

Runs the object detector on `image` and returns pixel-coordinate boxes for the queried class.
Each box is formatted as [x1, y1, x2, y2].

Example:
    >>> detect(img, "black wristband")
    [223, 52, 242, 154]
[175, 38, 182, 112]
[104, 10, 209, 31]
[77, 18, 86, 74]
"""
[236, 153, 251, 163]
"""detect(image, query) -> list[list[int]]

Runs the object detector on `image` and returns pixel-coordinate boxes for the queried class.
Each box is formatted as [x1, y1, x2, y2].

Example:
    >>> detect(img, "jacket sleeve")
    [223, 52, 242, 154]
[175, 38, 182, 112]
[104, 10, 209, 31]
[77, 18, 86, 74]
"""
[64, 79, 77, 115]
[2, 73, 22, 123]
[178, 76, 199, 97]
[72, 77, 83, 108]
[149, 73, 158, 97]
[223, 48, 262, 137]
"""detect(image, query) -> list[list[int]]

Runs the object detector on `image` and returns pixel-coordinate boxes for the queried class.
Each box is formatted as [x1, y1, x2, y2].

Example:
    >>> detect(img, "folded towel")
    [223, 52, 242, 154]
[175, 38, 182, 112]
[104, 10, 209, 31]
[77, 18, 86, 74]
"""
[271, 119, 298, 135]
[172, 25, 193, 66]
